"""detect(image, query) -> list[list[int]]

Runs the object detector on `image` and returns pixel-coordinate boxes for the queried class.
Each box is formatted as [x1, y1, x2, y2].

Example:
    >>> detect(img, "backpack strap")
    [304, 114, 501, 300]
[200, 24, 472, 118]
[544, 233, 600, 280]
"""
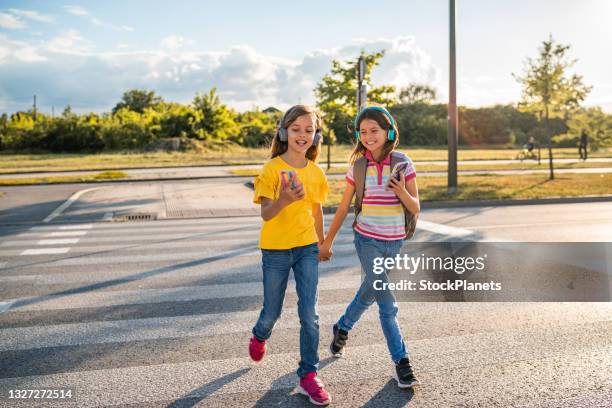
[352, 156, 368, 228]
[390, 151, 419, 239]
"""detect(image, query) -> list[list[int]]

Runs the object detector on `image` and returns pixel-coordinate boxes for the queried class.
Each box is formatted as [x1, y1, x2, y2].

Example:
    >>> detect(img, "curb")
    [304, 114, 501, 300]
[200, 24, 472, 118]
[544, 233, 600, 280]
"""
[244, 181, 612, 211]
[4, 166, 612, 187]
[0, 174, 254, 187]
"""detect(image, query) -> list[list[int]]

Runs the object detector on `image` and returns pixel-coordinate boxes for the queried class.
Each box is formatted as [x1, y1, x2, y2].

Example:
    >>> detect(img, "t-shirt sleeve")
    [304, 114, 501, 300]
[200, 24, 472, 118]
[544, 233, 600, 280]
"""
[253, 163, 277, 204]
[345, 164, 355, 186]
[404, 159, 417, 182]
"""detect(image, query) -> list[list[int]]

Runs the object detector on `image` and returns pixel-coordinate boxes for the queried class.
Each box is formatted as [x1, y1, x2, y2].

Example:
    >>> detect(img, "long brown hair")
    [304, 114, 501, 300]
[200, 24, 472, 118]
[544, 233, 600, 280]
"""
[349, 107, 399, 165]
[270, 105, 322, 162]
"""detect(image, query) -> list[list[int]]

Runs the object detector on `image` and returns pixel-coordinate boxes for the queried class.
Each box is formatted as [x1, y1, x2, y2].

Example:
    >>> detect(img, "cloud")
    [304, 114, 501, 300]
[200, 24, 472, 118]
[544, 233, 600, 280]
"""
[8, 9, 54, 23]
[160, 35, 192, 50]
[0, 12, 25, 29]
[63, 5, 89, 17]
[45, 30, 93, 55]
[0, 34, 441, 113]
[63, 5, 133, 32]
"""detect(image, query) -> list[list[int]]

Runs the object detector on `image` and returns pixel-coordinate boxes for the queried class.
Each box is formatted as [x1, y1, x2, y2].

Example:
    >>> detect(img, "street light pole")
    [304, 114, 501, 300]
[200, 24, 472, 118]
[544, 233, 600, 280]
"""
[448, 0, 458, 193]
[357, 55, 366, 112]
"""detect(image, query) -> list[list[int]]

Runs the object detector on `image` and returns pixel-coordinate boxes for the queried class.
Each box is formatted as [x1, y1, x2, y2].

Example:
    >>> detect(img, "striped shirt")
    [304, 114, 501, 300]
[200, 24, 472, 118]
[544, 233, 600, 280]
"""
[346, 151, 416, 241]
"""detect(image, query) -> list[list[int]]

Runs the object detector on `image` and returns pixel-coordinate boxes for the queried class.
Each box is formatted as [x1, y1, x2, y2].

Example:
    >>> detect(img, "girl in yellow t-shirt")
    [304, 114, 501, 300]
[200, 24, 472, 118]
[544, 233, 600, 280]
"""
[248, 105, 331, 406]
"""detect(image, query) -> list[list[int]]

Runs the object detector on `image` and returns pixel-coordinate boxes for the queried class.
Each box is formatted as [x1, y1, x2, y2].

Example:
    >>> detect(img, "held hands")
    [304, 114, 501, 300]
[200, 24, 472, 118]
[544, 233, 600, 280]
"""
[318, 239, 333, 262]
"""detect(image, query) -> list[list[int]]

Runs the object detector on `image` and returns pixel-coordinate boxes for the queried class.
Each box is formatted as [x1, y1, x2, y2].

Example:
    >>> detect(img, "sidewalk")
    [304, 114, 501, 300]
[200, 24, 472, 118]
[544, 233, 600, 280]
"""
[2, 158, 612, 185]
[48, 178, 259, 224]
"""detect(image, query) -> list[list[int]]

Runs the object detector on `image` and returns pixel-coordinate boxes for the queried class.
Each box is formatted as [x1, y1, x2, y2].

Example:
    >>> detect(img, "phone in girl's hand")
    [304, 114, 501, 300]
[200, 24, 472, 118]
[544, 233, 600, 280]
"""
[390, 161, 410, 181]
[280, 170, 299, 189]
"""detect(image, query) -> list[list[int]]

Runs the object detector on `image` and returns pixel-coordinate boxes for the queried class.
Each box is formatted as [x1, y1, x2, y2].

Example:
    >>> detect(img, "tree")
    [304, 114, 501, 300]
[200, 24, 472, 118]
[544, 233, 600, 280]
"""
[315, 50, 396, 143]
[112, 89, 163, 114]
[399, 84, 437, 104]
[192, 88, 238, 140]
[513, 35, 591, 179]
[554, 107, 612, 151]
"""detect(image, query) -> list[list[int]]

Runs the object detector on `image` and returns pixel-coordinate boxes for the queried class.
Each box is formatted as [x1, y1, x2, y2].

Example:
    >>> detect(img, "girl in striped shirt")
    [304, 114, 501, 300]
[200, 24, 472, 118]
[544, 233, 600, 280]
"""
[318, 106, 421, 389]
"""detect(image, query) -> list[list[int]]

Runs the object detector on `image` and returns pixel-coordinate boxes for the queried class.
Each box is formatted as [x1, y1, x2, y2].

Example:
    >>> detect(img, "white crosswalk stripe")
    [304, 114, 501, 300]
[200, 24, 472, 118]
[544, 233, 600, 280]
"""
[0, 217, 610, 407]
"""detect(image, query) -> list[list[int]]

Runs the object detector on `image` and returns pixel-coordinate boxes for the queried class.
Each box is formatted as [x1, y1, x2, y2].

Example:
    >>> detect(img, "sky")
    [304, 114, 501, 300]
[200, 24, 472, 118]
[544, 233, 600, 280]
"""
[1, 0, 611, 114]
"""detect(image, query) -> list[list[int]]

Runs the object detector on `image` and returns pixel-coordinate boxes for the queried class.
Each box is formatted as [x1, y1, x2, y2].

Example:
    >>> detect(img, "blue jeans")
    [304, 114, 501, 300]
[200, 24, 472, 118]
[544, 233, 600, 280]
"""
[252, 242, 320, 378]
[337, 232, 408, 363]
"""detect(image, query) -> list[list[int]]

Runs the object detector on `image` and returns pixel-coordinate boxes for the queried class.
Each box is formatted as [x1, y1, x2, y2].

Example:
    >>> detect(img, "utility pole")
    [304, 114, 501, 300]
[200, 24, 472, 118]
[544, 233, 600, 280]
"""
[357, 55, 367, 112]
[448, 0, 458, 193]
[33, 95, 37, 121]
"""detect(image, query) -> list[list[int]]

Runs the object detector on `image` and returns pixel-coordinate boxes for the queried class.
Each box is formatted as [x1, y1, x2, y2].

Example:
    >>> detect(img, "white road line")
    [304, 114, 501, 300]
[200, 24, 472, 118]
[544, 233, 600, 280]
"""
[59, 224, 93, 230]
[42, 187, 106, 223]
[37, 238, 80, 245]
[20, 247, 70, 256]
[1, 273, 360, 312]
[417, 220, 475, 238]
[0, 301, 15, 313]
[46, 231, 89, 237]
[0, 302, 608, 352]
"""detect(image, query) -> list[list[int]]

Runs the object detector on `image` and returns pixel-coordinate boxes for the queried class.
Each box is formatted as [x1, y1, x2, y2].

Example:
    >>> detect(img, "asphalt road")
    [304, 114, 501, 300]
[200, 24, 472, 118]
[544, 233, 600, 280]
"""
[0, 179, 610, 407]
[0, 217, 611, 406]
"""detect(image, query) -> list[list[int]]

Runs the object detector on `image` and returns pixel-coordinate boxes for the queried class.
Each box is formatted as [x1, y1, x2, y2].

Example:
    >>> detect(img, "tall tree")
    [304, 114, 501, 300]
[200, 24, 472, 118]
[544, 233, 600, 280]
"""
[399, 84, 437, 104]
[513, 35, 591, 179]
[561, 107, 612, 151]
[192, 88, 238, 140]
[112, 89, 163, 114]
[315, 50, 396, 143]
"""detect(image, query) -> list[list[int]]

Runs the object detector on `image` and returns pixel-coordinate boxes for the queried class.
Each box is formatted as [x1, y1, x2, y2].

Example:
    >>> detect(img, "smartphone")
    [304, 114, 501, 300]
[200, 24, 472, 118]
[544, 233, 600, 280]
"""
[280, 170, 298, 189]
[390, 161, 410, 181]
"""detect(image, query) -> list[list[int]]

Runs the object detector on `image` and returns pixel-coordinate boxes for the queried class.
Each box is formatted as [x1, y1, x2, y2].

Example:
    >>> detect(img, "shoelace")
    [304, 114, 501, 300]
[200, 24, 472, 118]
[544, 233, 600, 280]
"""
[334, 331, 348, 347]
[398, 362, 414, 378]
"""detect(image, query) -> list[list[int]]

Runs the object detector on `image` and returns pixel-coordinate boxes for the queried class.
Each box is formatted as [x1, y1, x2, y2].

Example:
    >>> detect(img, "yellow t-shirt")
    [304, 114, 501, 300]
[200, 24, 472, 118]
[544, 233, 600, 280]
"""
[253, 156, 328, 249]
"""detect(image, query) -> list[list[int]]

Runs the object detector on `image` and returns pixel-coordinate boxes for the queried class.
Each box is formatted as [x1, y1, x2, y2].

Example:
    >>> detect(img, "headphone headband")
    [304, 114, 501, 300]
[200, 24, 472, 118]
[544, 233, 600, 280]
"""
[354, 106, 396, 141]
[277, 106, 322, 145]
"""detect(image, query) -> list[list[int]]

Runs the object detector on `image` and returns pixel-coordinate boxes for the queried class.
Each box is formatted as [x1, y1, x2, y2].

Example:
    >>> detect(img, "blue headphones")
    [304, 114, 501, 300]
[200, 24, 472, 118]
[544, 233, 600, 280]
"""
[278, 107, 322, 145]
[354, 106, 396, 141]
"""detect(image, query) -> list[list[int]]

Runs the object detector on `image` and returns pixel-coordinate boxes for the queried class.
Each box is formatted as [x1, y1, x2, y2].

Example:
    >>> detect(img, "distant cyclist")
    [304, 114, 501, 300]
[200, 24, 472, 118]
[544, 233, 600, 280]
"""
[526, 136, 535, 153]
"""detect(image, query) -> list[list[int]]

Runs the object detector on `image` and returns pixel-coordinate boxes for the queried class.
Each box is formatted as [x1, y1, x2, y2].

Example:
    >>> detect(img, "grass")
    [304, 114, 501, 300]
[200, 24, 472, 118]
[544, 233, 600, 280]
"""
[1, 146, 610, 174]
[324, 173, 612, 206]
[0, 171, 128, 186]
[231, 160, 612, 176]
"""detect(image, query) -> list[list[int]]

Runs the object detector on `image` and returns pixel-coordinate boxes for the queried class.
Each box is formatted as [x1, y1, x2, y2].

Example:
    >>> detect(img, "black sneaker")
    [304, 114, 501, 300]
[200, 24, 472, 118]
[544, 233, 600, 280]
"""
[329, 324, 348, 357]
[394, 357, 419, 388]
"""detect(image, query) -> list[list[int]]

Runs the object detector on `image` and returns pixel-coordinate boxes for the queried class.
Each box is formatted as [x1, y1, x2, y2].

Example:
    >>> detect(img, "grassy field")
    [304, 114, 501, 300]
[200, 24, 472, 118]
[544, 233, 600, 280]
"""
[324, 173, 612, 206]
[0, 171, 128, 186]
[1, 145, 611, 174]
[231, 160, 612, 176]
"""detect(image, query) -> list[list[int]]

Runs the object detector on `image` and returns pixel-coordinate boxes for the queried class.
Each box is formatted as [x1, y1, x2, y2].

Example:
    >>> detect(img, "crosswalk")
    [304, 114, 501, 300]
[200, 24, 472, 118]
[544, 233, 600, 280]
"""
[0, 217, 611, 407]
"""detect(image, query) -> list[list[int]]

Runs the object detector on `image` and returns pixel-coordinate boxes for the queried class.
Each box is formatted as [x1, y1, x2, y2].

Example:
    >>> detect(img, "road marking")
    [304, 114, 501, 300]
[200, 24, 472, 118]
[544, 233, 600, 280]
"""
[0, 273, 360, 311]
[46, 231, 88, 237]
[20, 248, 70, 255]
[417, 220, 475, 238]
[37, 238, 80, 245]
[42, 187, 106, 223]
[0, 300, 15, 313]
[59, 224, 93, 230]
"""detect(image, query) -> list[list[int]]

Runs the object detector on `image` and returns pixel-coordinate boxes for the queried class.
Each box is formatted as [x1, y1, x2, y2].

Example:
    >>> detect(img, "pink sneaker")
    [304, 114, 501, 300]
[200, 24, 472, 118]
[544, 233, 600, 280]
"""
[297, 372, 331, 406]
[249, 336, 266, 363]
